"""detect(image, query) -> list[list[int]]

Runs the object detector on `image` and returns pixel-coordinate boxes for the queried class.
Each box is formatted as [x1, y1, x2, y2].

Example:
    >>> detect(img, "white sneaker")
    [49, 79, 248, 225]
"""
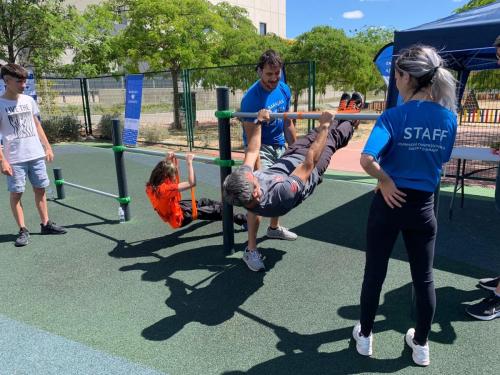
[266, 226, 298, 241]
[242, 249, 265, 272]
[352, 322, 372, 356]
[405, 328, 430, 366]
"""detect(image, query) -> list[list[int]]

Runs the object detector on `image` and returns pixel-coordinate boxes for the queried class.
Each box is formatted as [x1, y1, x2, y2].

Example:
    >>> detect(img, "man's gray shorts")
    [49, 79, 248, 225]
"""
[259, 144, 286, 170]
[6, 157, 50, 193]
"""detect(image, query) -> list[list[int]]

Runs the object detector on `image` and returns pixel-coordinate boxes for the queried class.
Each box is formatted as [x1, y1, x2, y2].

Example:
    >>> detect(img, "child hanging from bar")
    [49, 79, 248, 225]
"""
[146, 152, 247, 229]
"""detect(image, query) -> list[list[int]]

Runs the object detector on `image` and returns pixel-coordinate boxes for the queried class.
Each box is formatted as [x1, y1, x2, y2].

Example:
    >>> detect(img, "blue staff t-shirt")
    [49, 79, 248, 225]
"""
[362, 100, 457, 192]
[240, 80, 291, 146]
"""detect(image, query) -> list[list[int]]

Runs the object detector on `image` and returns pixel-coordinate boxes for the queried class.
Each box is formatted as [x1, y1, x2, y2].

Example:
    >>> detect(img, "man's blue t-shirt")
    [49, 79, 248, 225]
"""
[240, 80, 291, 146]
[362, 100, 457, 192]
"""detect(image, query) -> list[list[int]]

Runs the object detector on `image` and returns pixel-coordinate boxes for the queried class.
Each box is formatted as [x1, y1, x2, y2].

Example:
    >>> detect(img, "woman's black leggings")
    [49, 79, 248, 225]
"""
[360, 188, 437, 345]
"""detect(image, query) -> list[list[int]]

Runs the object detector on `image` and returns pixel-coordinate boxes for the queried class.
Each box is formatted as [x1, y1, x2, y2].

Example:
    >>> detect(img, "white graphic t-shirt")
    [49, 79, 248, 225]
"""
[0, 94, 45, 164]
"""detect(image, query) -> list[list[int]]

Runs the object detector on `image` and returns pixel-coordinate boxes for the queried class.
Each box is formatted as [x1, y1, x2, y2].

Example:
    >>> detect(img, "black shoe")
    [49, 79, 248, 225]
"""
[233, 213, 247, 227]
[345, 92, 364, 112]
[478, 276, 500, 291]
[41, 220, 67, 235]
[465, 294, 500, 321]
[338, 93, 351, 112]
[15, 227, 30, 247]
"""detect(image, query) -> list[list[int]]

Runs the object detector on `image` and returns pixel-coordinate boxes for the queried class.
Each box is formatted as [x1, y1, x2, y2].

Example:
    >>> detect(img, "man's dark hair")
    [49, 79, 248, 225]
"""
[256, 49, 283, 71]
[0, 63, 28, 80]
[494, 35, 500, 48]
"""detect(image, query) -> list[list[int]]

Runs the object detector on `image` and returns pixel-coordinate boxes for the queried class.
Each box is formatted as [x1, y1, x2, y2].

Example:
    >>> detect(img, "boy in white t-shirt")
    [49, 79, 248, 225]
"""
[0, 63, 66, 247]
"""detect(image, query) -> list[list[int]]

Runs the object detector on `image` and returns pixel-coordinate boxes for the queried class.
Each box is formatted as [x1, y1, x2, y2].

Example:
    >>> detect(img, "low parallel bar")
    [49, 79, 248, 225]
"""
[232, 111, 380, 121]
[63, 182, 119, 199]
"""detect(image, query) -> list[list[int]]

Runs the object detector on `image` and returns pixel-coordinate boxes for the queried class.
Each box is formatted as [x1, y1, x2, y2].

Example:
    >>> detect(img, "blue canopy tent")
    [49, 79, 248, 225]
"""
[386, 1, 500, 109]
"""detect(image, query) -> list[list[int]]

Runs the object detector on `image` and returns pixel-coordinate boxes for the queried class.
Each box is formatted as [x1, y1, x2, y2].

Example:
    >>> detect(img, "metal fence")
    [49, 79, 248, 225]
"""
[183, 61, 315, 152]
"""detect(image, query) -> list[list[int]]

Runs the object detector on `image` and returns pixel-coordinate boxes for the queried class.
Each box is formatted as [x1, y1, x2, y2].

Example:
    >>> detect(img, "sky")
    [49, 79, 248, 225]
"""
[286, 0, 471, 38]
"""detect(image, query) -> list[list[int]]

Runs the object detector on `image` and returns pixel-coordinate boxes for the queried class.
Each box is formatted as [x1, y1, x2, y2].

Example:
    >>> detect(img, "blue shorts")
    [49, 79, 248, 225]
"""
[259, 144, 286, 170]
[6, 157, 50, 193]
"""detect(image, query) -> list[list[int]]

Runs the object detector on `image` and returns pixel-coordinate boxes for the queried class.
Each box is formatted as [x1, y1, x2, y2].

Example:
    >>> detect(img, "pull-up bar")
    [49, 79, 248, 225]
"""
[216, 110, 380, 121]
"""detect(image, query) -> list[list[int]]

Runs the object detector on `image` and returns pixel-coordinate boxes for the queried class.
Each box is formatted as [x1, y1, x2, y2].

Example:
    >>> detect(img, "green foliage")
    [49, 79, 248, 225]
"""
[98, 113, 123, 140]
[0, 0, 78, 74]
[141, 126, 165, 143]
[62, 2, 121, 77]
[42, 115, 82, 143]
[454, 0, 496, 13]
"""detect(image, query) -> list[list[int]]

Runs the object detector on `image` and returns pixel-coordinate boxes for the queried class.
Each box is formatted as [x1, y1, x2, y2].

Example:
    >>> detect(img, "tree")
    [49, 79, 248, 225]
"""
[0, 0, 77, 74]
[286, 26, 369, 110]
[63, 2, 121, 77]
[454, 0, 496, 13]
[353, 27, 394, 97]
[114, 0, 221, 129]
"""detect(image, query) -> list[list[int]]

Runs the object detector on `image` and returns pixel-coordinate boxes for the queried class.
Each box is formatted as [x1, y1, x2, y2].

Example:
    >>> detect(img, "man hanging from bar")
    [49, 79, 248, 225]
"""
[223, 94, 362, 271]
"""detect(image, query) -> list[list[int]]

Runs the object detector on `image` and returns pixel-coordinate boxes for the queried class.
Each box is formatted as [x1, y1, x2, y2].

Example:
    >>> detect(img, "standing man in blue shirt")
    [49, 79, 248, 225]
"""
[240, 50, 297, 267]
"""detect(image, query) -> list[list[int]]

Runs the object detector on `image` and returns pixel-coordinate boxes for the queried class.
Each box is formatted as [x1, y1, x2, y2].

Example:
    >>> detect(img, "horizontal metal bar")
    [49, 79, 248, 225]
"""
[63, 181, 119, 199]
[123, 147, 216, 164]
[232, 111, 380, 121]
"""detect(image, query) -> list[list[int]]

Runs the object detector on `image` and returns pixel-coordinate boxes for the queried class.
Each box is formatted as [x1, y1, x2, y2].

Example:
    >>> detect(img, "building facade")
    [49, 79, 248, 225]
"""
[66, 0, 286, 38]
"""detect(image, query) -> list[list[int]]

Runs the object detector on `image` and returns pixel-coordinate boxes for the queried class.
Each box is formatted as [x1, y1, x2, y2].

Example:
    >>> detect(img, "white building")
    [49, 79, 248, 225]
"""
[66, 0, 286, 38]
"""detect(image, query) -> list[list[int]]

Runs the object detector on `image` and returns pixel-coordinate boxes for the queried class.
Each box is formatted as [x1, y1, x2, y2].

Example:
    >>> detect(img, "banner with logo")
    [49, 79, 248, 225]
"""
[373, 43, 393, 86]
[123, 74, 144, 147]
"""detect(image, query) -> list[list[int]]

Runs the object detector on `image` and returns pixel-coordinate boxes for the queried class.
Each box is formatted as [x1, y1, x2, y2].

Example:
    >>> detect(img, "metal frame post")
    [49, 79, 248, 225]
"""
[112, 119, 131, 221]
[216, 87, 234, 254]
[53, 168, 65, 199]
[82, 78, 93, 135]
[79, 78, 89, 135]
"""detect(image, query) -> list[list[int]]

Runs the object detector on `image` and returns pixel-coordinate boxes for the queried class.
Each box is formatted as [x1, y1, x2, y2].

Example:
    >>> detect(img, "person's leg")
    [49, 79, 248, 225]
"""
[401, 198, 437, 346]
[33, 187, 49, 225]
[10, 192, 25, 228]
[7, 162, 28, 229]
[260, 145, 296, 240]
[196, 197, 223, 221]
[282, 120, 354, 176]
[359, 192, 400, 337]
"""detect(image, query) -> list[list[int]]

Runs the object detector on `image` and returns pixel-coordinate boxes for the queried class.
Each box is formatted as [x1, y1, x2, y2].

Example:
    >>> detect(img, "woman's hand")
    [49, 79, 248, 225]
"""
[376, 177, 407, 208]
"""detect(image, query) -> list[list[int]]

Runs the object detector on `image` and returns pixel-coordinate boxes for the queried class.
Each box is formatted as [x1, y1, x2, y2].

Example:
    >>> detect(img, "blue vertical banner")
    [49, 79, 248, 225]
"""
[123, 74, 144, 146]
[373, 43, 393, 86]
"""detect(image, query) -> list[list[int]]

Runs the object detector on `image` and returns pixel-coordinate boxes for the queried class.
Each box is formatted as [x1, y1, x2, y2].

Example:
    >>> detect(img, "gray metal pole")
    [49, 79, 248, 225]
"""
[112, 119, 131, 221]
[216, 87, 234, 255]
[232, 111, 380, 121]
[53, 168, 65, 199]
[60, 182, 119, 199]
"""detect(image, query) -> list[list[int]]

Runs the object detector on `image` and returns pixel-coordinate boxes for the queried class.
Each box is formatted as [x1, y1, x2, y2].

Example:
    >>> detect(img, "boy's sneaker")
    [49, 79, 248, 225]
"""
[405, 328, 430, 366]
[15, 227, 30, 247]
[345, 92, 364, 113]
[266, 226, 297, 241]
[338, 93, 351, 112]
[41, 220, 67, 235]
[465, 294, 500, 321]
[242, 248, 265, 272]
[478, 276, 500, 291]
[352, 322, 372, 356]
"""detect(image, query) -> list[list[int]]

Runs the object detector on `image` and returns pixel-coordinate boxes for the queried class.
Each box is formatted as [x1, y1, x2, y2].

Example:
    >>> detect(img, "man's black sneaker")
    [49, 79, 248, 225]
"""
[345, 92, 364, 113]
[465, 294, 500, 321]
[478, 276, 500, 291]
[338, 93, 351, 112]
[15, 227, 30, 247]
[41, 220, 67, 235]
